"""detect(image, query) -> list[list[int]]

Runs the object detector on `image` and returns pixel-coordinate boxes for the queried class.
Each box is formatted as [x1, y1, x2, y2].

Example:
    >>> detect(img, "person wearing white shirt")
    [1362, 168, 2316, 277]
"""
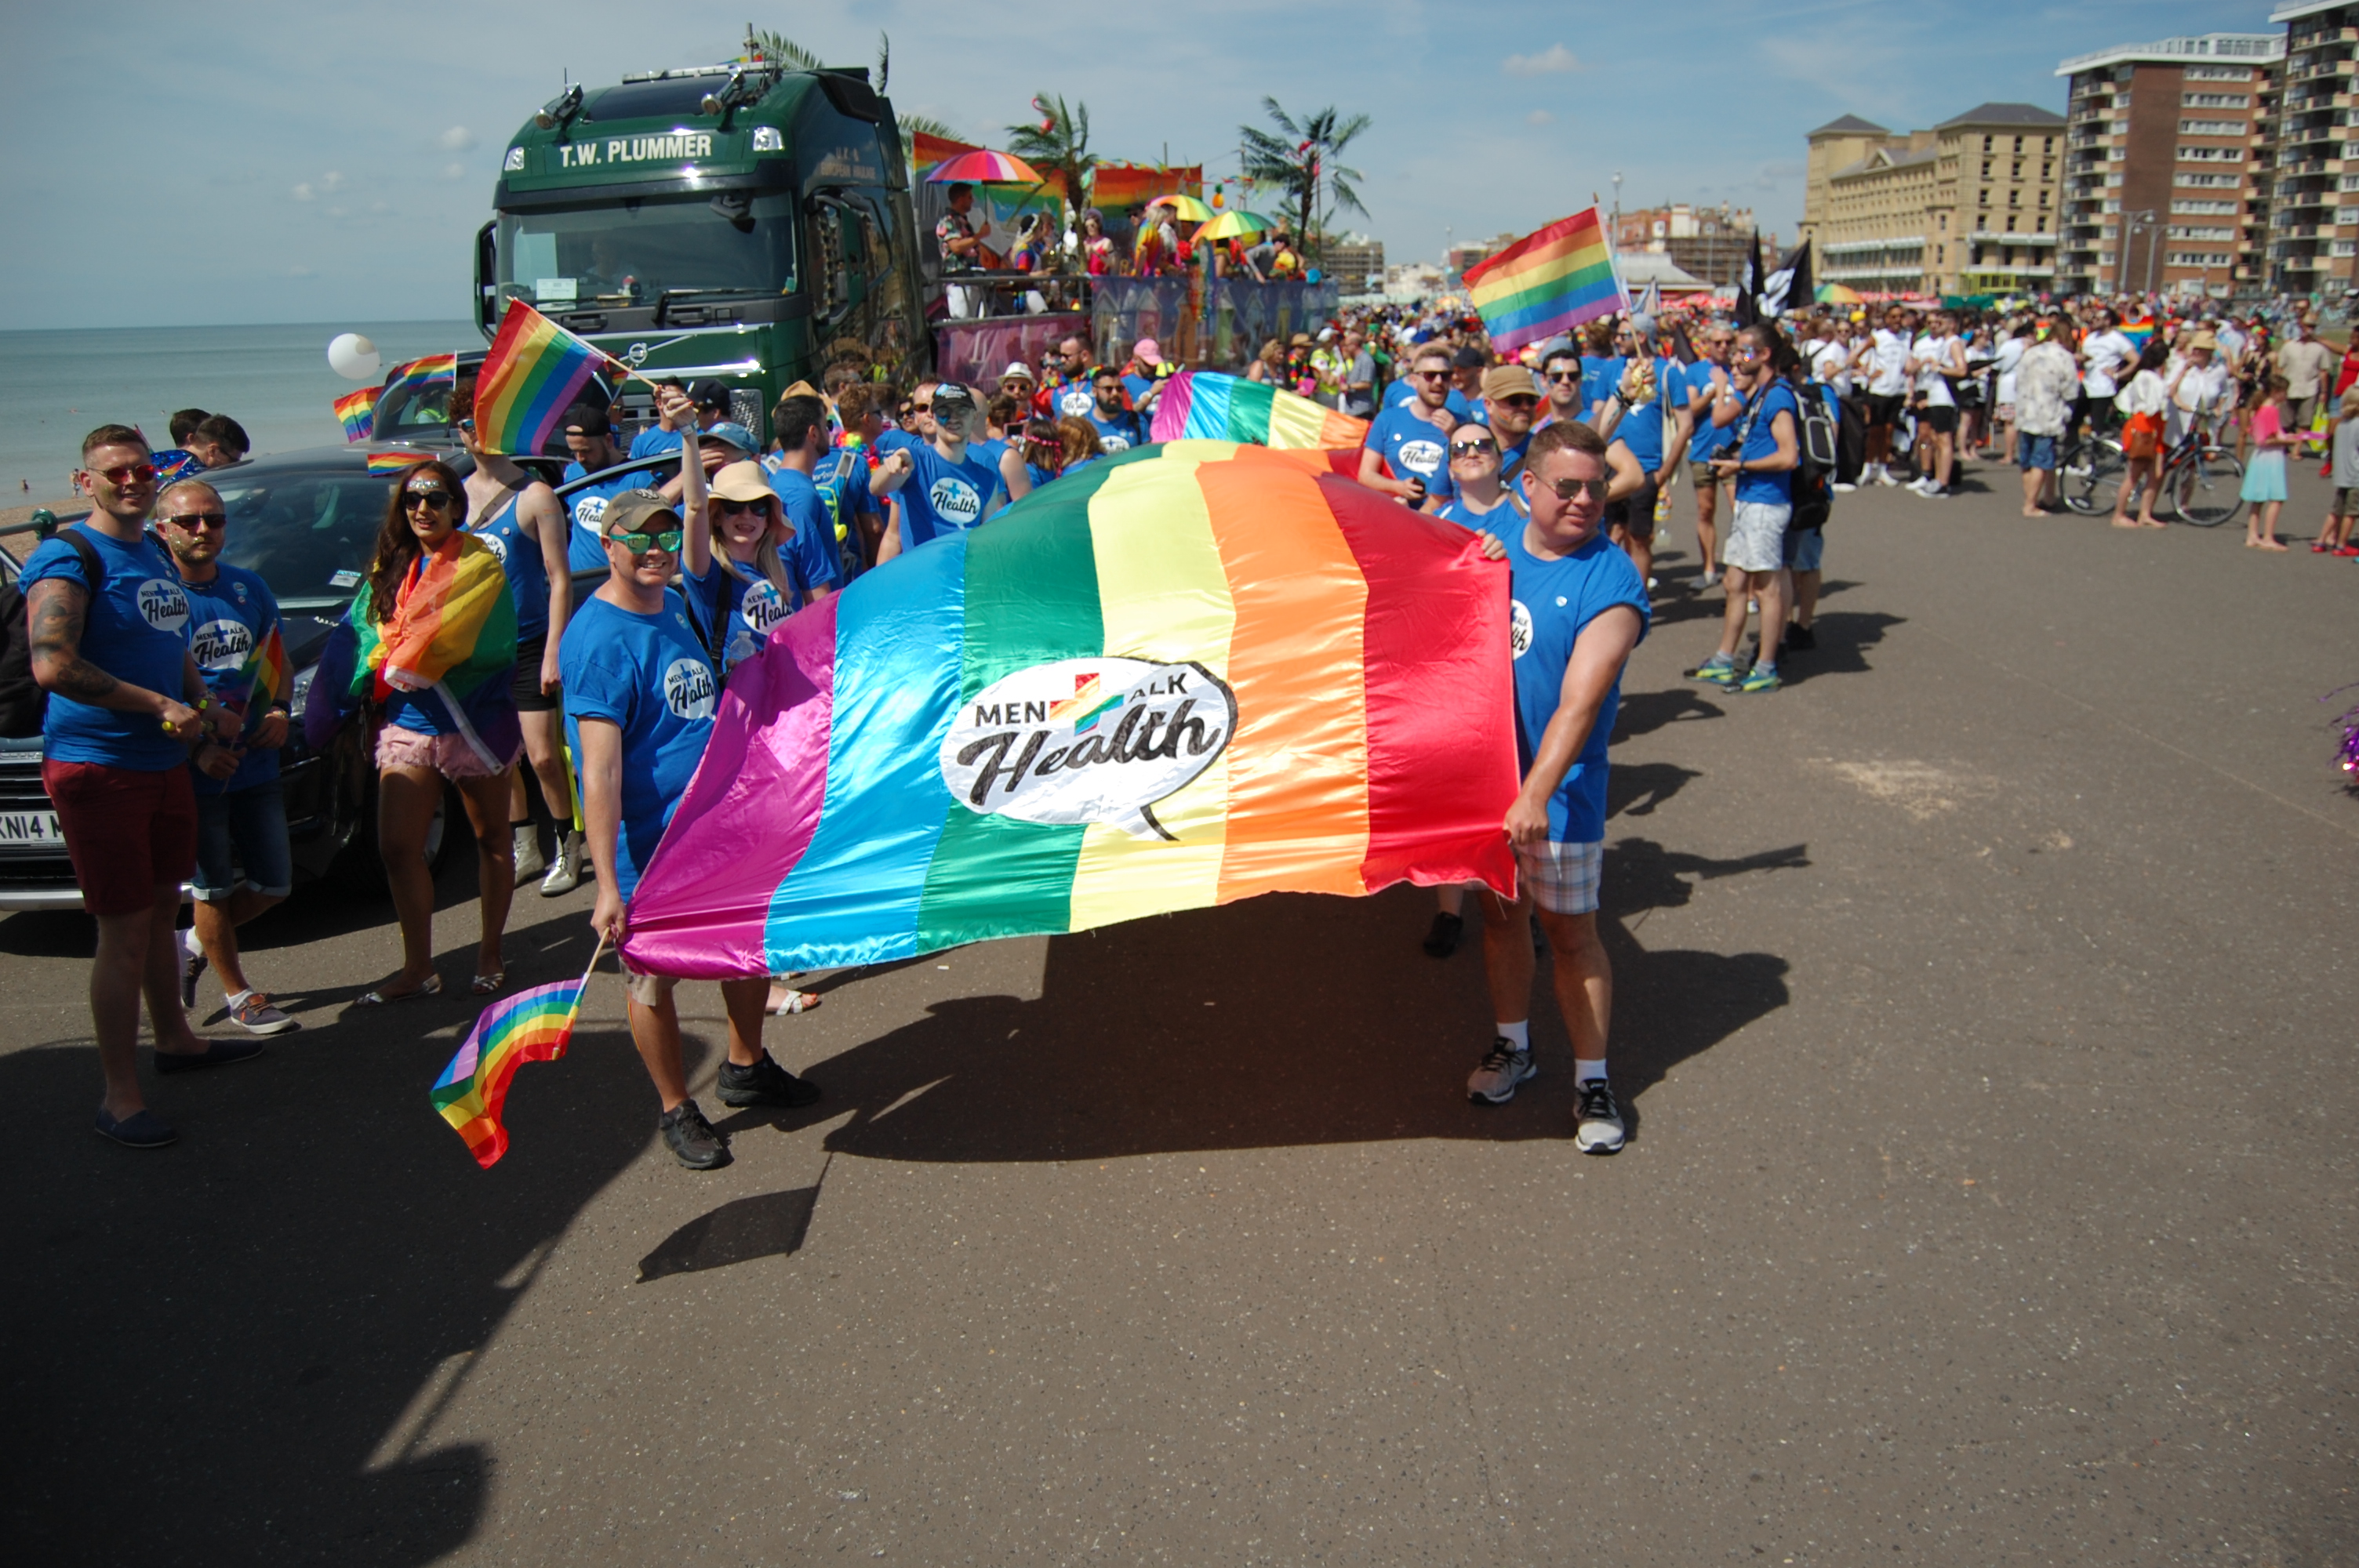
[2080, 312, 2135, 439]
[2165, 332, 2233, 445]
[1992, 322, 2029, 463]
[1807, 325, 1856, 492]
[1851, 305, 1914, 485]
[1906, 312, 1968, 499]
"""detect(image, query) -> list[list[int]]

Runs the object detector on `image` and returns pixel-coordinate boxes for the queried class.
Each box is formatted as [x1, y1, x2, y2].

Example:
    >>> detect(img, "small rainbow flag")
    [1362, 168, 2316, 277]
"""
[367, 451, 436, 475]
[381, 353, 458, 405]
[475, 299, 619, 457]
[1150, 371, 1369, 451]
[334, 387, 379, 443]
[431, 973, 593, 1168]
[1463, 207, 1626, 356]
[236, 624, 289, 710]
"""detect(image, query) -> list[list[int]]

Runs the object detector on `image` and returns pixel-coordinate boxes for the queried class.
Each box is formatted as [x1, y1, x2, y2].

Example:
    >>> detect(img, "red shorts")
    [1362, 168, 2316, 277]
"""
[43, 760, 198, 916]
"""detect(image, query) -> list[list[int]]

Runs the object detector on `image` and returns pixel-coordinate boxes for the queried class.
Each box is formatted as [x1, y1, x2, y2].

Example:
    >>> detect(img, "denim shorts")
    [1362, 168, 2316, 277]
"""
[2015, 433, 2058, 471]
[1782, 526, 1824, 572]
[194, 779, 293, 902]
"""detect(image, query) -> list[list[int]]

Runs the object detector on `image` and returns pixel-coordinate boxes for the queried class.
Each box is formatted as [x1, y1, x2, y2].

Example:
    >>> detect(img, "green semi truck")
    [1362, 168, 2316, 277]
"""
[480, 56, 930, 439]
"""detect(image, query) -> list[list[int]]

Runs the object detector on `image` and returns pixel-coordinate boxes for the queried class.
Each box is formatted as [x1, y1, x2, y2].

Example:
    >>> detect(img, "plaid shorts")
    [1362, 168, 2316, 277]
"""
[1515, 839, 1604, 916]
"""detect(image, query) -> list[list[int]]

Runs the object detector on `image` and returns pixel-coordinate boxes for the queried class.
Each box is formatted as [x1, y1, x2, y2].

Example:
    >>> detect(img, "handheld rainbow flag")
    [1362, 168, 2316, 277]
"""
[1150, 371, 1369, 451]
[1463, 206, 1626, 357]
[334, 387, 379, 443]
[474, 299, 620, 456]
[235, 624, 289, 710]
[344, 531, 521, 772]
[620, 441, 1519, 980]
[367, 451, 436, 475]
[431, 945, 602, 1168]
[380, 353, 458, 405]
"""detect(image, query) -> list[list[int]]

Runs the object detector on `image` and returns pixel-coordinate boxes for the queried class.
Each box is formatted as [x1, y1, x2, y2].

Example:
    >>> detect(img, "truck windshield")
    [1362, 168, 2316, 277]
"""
[495, 191, 798, 310]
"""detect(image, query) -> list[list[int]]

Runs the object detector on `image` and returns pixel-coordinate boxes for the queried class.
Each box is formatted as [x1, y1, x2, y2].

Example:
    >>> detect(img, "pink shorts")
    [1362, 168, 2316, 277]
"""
[374, 724, 517, 780]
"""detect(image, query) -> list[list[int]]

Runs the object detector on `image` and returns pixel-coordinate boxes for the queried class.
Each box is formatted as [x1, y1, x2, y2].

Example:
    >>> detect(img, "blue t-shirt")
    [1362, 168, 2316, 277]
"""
[1437, 493, 1523, 532]
[179, 562, 282, 793]
[1612, 358, 1688, 474]
[558, 592, 717, 899]
[1732, 381, 1802, 506]
[765, 469, 847, 605]
[1581, 355, 1627, 422]
[20, 525, 192, 771]
[562, 462, 643, 572]
[892, 443, 997, 551]
[627, 426, 687, 460]
[1483, 523, 1650, 844]
[1046, 379, 1097, 422]
[469, 492, 549, 641]
[1685, 361, 1736, 457]
[1088, 409, 1145, 453]
[682, 557, 796, 677]
[1364, 404, 1458, 501]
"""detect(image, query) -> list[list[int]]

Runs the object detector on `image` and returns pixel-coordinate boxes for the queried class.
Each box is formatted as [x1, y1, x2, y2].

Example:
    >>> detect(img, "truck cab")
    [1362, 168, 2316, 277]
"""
[482, 60, 927, 441]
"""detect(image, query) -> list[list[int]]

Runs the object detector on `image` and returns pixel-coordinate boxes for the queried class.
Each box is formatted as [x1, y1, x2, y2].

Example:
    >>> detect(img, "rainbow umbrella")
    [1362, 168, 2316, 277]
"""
[1816, 282, 1863, 304]
[924, 148, 1046, 186]
[1197, 209, 1277, 241]
[1147, 193, 1215, 222]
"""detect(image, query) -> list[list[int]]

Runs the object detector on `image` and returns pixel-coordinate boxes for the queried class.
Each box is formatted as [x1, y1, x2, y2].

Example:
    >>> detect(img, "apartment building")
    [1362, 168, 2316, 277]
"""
[1611, 203, 1755, 286]
[2270, 2, 2359, 294]
[2054, 32, 2284, 298]
[1801, 105, 2065, 296]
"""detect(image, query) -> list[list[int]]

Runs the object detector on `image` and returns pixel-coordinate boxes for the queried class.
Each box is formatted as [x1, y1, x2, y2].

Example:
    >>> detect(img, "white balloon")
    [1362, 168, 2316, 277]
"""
[327, 332, 382, 381]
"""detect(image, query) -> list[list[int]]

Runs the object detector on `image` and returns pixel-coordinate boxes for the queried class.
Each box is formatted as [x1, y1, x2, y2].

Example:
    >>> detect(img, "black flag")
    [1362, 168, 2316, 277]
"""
[1736, 233, 1812, 325]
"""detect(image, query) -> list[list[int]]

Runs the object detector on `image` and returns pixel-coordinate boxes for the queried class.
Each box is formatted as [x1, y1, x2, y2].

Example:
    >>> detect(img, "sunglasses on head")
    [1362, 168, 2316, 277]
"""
[92, 462, 157, 485]
[165, 511, 227, 529]
[609, 528, 684, 555]
[1528, 474, 1611, 502]
[404, 489, 456, 512]
[715, 497, 769, 517]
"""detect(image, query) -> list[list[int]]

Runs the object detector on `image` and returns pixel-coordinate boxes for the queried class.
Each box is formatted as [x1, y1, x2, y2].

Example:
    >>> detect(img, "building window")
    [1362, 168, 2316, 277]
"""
[2333, 240, 2357, 257]
[2181, 93, 2251, 108]
[2180, 119, 2245, 136]
[2176, 147, 2242, 162]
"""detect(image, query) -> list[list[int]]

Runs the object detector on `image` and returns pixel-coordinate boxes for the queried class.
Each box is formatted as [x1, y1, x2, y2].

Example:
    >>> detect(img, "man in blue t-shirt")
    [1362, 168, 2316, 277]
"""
[566, 474, 822, 1174]
[1462, 419, 1647, 1157]
[154, 478, 298, 1039]
[1358, 343, 1459, 510]
[24, 426, 256, 1148]
[561, 405, 652, 572]
[1087, 367, 1146, 453]
[762, 394, 848, 608]
[869, 382, 998, 561]
[1598, 317, 1694, 592]
[1683, 321, 1739, 587]
[1686, 324, 1801, 695]
[627, 378, 733, 459]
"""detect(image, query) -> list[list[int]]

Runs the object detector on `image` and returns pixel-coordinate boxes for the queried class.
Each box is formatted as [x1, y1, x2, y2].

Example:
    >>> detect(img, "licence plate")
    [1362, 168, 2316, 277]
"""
[0, 810, 64, 845]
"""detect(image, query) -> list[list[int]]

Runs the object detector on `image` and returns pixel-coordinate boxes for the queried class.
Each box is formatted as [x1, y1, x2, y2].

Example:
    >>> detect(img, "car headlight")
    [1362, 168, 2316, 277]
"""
[289, 664, 315, 719]
[503, 147, 527, 172]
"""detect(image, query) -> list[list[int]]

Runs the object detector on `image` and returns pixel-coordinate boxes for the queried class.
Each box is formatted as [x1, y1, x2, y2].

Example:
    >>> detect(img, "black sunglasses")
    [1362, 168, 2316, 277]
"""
[1411, 368, 1451, 381]
[1544, 369, 1583, 383]
[93, 462, 157, 485]
[404, 490, 456, 512]
[1527, 475, 1611, 502]
[1448, 439, 1498, 456]
[609, 528, 684, 555]
[715, 497, 769, 517]
[165, 511, 227, 529]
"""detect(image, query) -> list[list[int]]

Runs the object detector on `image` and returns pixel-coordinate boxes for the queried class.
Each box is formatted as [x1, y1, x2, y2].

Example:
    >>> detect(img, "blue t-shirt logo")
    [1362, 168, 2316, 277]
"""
[189, 616, 253, 673]
[1508, 599, 1533, 659]
[136, 578, 190, 633]
[663, 657, 717, 721]
[478, 530, 511, 569]
[739, 578, 788, 637]
[1056, 387, 1094, 419]
[573, 494, 608, 535]
[1396, 437, 1445, 477]
[929, 476, 983, 528]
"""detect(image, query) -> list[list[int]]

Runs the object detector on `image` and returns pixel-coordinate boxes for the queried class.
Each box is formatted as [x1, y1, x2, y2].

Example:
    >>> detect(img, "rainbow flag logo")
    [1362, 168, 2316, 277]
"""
[1047, 672, 1126, 732]
[431, 976, 590, 1168]
[475, 299, 619, 457]
[1463, 207, 1626, 356]
[334, 387, 378, 444]
[367, 451, 435, 475]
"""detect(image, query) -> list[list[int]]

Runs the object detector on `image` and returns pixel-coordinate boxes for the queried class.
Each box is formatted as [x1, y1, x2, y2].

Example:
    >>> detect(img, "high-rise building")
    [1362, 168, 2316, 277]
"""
[2054, 32, 2284, 298]
[2269, 3, 2357, 294]
[1801, 105, 2065, 295]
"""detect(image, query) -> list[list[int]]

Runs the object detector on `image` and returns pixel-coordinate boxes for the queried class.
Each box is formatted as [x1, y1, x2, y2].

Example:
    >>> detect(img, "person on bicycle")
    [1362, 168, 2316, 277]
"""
[2165, 332, 2233, 448]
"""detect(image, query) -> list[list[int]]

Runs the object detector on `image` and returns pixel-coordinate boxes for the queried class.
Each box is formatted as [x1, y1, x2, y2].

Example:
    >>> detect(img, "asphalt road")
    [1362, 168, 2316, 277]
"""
[4, 454, 2354, 1566]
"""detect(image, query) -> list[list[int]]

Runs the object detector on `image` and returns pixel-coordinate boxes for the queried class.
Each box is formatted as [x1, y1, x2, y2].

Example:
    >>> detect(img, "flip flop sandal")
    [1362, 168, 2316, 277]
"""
[471, 971, 507, 996]
[768, 989, 820, 1016]
[357, 975, 443, 1006]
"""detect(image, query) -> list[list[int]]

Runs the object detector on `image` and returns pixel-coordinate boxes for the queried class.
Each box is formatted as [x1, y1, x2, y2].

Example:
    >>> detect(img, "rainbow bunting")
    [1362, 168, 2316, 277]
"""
[1150, 371, 1369, 451]
[431, 975, 591, 1167]
[1463, 207, 1626, 356]
[474, 299, 618, 456]
[334, 387, 379, 443]
[620, 441, 1519, 980]
[381, 353, 458, 405]
[367, 451, 436, 475]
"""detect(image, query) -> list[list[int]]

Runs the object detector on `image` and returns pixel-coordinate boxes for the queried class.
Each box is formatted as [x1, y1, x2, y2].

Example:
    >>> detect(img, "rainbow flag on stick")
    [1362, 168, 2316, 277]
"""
[1150, 371, 1369, 451]
[431, 948, 601, 1168]
[333, 387, 378, 443]
[620, 441, 1519, 980]
[474, 299, 620, 456]
[380, 353, 458, 405]
[1463, 206, 1626, 356]
[235, 624, 289, 710]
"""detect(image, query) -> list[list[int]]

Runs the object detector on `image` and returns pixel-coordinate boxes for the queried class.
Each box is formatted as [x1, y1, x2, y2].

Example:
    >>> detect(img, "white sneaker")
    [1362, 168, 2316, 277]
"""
[540, 830, 587, 896]
[1874, 465, 1901, 487]
[1574, 1079, 1627, 1154]
[512, 825, 547, 879]
[1467, 1041, 1537, 1105]
[1831, 481, 1857, 493]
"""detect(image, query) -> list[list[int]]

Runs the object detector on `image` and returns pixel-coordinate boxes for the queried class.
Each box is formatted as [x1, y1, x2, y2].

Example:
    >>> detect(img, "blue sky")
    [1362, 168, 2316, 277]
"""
[0, 0, 2280, 329]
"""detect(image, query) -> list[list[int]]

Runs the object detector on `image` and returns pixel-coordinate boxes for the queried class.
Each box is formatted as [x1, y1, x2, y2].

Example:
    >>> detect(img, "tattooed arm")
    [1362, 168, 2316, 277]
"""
[26, 579, 202, 736]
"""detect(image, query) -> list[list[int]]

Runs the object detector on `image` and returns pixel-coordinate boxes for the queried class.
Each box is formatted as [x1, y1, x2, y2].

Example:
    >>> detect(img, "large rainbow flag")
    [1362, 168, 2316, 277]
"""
[1463, 207, 1626, 356]
[474, 299, 618, 456]
[344, 532, 520, 772]
[621, 442, 1519, 979]
[431, 975, 591, 1167]
[1150, 371, 1368, 451]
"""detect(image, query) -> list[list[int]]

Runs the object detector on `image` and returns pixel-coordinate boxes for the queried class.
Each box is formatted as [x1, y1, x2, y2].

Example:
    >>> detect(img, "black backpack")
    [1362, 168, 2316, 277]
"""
[1732, 382, 1837, 533]
[0, 526, 105, 739]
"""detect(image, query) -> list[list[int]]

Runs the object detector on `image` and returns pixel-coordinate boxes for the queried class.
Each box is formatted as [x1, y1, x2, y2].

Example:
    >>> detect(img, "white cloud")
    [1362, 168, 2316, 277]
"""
[443, 162, 468, 181]
[320, 170, 347, 192]
[1503, 44, 1579, 77]
[1527, 109, 1554, 126]
[290, 182, 314, 201]
[438, 125, 476, 152]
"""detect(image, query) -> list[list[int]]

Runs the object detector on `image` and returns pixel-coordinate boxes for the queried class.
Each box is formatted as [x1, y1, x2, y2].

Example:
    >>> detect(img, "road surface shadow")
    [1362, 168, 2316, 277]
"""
[637, 1175, 823, 1283]
[762, 837, 1797, 1166]
[1782, 609, 1904, 685]
[0, 957, 686, 1566]
[1612, 685, 1725, 742]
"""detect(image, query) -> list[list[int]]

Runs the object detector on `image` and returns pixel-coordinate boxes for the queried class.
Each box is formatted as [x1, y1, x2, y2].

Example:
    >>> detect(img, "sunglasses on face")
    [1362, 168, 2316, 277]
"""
[165, 511, 227, 529]
[1412, 369, 1451, 382]
[1496, 394, 1539, 409]
[93, 462, 157, 485]
[405, 489, 456, 512]
[911, 401, 933, 413]
[715, 497, 769, 517]
[1544, 368, 1582, 383]
[609, 528, 684, 555]
[1528, 474, 1611, 502]
[1449, 439, 1498, 456]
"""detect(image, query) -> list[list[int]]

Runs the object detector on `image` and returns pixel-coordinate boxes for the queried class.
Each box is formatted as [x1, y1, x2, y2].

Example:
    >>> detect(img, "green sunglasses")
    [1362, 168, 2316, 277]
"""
[608, 528, 684, 555]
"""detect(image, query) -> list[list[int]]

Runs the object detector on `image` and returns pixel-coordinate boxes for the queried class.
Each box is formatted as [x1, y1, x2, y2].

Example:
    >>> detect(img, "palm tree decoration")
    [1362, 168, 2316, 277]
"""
[746, 28, 954, 168]
[1238, 100, 1372, 265]
[1005, 94, 1097, 230]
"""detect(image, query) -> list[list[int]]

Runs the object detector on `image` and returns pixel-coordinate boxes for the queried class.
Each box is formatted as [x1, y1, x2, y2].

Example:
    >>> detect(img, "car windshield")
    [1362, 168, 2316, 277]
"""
[205, 466, 406, 611]
[496, 191, 798, 310]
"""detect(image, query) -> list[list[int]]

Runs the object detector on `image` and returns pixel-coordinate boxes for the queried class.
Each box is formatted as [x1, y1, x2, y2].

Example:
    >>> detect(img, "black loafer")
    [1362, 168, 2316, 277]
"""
[95, 1108, 178, 1148]
[154, 1038, 267, 1075]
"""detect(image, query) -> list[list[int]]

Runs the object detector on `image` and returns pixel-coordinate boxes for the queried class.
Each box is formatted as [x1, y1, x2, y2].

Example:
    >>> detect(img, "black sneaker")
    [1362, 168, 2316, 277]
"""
[1421, 912, 1463, 959]
[1573, 1079, 1627, 1155]
[1783, 623, 1816, 652]
[716, 1052, 822, 1110]
[658, 1098, 732, 1170]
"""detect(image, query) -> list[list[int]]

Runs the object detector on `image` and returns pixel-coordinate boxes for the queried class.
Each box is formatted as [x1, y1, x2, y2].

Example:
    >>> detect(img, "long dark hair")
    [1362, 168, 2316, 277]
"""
[2135, 336, 2171, 376]
[365, 459, 468, 623]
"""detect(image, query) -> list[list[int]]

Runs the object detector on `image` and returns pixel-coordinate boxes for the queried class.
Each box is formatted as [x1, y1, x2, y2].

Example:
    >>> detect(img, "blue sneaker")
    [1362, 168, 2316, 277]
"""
[1733, 664, 1782, 695]
[1684, 655, 1741, 686]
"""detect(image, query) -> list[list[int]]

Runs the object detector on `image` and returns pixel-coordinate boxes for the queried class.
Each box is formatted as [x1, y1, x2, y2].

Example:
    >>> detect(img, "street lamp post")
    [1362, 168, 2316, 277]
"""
[2117, 208, 2157, 299]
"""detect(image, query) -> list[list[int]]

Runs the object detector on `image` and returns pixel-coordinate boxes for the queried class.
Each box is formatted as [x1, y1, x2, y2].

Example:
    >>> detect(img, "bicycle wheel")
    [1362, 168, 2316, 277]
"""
[2172, 448, 2246, 528]
[2060, 438, 2125, 516]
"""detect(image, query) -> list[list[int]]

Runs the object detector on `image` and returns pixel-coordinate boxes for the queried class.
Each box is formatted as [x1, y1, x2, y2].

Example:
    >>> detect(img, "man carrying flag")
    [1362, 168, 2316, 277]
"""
[154, 478, 298, 1036]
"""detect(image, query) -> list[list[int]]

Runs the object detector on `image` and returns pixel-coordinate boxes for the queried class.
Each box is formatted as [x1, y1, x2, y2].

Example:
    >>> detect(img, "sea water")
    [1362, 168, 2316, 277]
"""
[0, 321, 478, 502]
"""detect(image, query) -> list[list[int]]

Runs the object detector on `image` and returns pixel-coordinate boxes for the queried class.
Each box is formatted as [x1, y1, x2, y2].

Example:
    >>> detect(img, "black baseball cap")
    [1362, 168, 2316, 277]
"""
[687, 378, 732, 410]
[1452, 346, 1488, 370]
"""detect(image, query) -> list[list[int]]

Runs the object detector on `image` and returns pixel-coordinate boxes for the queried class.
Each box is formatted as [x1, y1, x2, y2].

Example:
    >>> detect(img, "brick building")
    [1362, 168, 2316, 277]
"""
[2269, 2, 2359, 295]
[1611, 204, 1756, 287]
